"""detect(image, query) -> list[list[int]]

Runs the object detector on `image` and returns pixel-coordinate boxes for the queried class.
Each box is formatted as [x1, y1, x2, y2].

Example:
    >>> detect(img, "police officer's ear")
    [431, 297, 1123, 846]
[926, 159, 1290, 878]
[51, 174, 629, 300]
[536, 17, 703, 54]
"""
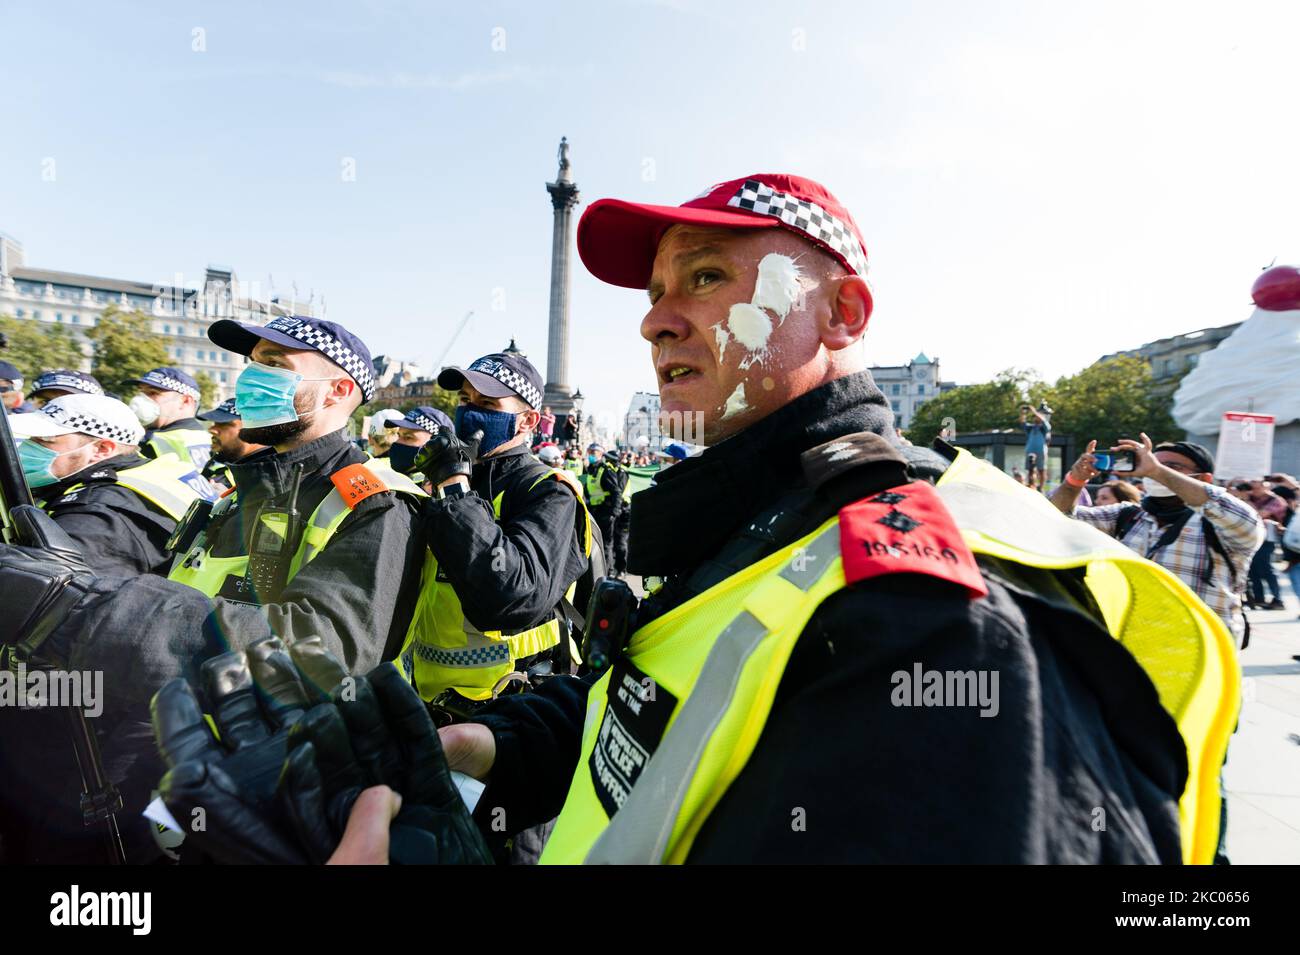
[821, 275, 872, 351]
[516, 407, 541, 433]
[324, 376, 361, 411]
[89, 437, 120, 465]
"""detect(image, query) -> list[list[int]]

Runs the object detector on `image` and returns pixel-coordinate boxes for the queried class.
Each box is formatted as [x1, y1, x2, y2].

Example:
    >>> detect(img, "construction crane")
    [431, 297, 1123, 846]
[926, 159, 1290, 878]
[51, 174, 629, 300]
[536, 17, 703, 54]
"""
[432, 311, 474, 372]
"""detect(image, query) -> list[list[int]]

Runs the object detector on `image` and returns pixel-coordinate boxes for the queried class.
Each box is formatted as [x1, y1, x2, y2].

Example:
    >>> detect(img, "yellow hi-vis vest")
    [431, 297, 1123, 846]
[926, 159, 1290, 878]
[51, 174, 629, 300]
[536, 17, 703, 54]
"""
[168, 459, 425, 597]
[49, 455, 218, 521]
[147, 426, 213, 471]
[584, 464, 619, 508]
[395, 467, 594, 703]
[540, 448, 1240, 865]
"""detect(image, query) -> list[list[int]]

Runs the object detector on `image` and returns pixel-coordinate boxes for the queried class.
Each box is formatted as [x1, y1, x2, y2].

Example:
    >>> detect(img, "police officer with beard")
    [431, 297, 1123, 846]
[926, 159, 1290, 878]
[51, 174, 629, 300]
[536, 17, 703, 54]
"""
[198, 397, 267, 491]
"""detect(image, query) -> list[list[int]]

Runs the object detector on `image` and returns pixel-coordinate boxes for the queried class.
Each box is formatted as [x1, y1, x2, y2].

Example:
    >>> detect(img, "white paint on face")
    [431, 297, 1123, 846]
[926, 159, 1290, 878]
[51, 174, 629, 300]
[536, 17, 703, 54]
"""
[751, 252, 805, 319]
[726, 304, 772, 354]
[712, 321, 730, 363]
[720, 381, 748, 420]
[714, 253, 813, 372]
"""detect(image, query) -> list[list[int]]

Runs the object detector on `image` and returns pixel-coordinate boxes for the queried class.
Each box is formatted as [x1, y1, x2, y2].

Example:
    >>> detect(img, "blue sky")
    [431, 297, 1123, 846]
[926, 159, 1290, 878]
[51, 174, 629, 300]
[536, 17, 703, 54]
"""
[5, 0, 1300, 428]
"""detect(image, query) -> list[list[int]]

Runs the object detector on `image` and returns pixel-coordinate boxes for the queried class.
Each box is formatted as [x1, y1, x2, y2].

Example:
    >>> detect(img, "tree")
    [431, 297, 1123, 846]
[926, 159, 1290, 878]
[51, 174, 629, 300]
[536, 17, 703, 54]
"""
[194, 371, 219, 410]
[906, 368, 1046, 446]
[85, 306, 169, 397]
[0, 314, 88, 383]
[1041, 355, 1184, 447]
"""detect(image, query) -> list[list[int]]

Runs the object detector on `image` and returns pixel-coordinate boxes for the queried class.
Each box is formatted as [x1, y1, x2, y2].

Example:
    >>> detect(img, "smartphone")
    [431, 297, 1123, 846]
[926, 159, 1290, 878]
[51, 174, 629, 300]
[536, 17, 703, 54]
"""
[1092, 449, 1136, 472]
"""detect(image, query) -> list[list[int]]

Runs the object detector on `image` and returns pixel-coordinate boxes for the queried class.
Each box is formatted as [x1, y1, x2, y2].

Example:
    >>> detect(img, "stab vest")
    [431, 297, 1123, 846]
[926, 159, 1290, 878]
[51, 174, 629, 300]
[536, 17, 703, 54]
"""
[168, 459, 423, 598]
[147, 426, 213, 471]
[47, 455, 217, 522]
[395, 467, 593, 703]
[541, 449, 1239, 865]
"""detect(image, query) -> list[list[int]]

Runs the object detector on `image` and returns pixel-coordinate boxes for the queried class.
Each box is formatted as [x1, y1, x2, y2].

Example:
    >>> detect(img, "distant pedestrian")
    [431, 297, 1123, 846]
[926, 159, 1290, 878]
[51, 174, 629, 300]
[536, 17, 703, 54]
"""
[1019, 400, 1052, 490]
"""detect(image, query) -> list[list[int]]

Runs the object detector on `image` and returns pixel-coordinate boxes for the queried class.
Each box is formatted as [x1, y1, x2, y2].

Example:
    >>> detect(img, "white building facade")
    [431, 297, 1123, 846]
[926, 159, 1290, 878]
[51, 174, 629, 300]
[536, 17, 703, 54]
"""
[0, 231, 311, 398]
[623, 391, 663, 451]
[870, 353, 956, 431]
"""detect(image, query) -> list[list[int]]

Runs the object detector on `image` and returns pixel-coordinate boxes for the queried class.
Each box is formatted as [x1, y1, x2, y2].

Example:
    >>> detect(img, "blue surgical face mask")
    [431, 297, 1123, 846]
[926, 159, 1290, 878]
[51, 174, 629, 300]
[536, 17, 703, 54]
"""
[454, 404, 517, 457]
[235, 362, 332, 429]
[20, 438, 94, 489]
[388, 441, 422, 475]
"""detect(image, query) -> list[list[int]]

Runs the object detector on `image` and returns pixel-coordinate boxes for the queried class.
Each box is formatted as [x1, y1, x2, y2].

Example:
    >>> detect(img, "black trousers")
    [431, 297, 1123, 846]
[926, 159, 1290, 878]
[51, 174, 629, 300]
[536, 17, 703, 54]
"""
[613, 507, 631, 574]
[1248, 540, 1279, 603]
[589, 504, 619, 572]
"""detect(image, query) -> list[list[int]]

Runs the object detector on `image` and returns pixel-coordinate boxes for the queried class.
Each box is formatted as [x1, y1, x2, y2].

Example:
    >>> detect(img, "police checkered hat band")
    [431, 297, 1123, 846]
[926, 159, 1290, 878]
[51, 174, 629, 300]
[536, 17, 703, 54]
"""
[32, 370, 104, 397]
[403, 410, 442, 432]
[263, 316, 376, 402]
[469, 357, 543, 409]
[133, 368, 200, 401]
[726, 179, 869, 278]
[16, 394, 146, 444]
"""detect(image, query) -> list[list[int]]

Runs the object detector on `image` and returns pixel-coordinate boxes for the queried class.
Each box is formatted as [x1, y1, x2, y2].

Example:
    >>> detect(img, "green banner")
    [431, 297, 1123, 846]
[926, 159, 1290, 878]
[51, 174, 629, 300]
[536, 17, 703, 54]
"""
[625, 464, 660, 496]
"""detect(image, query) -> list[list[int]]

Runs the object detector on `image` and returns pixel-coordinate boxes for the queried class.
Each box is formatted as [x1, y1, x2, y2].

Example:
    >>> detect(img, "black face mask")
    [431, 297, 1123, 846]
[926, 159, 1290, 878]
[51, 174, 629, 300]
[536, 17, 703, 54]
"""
[388, 442, 421, 475]
[1142, 494, 1191, 522]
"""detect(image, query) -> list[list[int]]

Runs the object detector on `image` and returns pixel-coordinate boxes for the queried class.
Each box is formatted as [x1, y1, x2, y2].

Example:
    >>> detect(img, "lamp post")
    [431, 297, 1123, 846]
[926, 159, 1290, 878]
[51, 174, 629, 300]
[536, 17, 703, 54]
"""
[572, 388, 585, 446]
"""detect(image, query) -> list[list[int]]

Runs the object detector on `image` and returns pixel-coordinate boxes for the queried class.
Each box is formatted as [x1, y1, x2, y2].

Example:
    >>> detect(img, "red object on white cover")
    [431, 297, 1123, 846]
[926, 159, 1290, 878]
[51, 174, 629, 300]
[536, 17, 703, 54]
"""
[1251, 265, 1300, 312]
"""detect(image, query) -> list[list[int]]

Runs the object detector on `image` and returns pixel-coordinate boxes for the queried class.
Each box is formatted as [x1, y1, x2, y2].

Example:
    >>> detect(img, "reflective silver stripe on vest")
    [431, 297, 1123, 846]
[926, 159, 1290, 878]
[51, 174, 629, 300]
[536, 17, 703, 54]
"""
[299, 490, 351, 565]
[935, 481, 1131, 561]
[584, 522, 841, 865]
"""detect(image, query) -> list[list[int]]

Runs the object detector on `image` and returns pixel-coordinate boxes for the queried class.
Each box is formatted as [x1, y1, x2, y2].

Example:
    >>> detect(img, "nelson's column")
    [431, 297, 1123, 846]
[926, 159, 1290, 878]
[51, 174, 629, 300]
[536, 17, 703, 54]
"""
[543, 137, 580, 415]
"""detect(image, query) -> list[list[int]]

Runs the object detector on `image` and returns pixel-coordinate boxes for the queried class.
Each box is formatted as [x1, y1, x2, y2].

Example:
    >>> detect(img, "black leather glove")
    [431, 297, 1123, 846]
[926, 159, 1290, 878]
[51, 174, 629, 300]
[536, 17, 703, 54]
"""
[152, 635, 347, 864]
[283, 664, 495, 864]
[154, 638, 494, 865]
[11, 503, 91, 569]
[413, 429, 481, 487]
[0, 504, 97, 665]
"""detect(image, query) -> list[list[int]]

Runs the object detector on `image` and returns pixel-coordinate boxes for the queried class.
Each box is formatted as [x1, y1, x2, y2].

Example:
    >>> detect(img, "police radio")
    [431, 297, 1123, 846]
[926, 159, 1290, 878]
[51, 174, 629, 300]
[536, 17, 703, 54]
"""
[582, 576, 638, 674]
[244, 463, 305, 604]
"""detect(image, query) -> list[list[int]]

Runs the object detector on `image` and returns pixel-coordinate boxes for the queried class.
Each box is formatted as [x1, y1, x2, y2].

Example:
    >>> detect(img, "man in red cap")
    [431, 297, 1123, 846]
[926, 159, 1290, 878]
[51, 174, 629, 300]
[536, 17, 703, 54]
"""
[419, 174, 1202, 863]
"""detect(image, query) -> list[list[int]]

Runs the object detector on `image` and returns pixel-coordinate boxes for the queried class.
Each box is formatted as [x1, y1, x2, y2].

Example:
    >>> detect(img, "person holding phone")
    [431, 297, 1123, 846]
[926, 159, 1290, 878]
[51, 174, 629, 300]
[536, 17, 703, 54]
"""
[1018, 401, 1052, 490]
[1051, 435, 1263, 647]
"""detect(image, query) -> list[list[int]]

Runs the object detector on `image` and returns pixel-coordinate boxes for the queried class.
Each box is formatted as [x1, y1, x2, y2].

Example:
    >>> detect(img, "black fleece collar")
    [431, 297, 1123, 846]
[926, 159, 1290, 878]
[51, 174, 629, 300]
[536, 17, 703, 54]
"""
[628, 371, 894, 577]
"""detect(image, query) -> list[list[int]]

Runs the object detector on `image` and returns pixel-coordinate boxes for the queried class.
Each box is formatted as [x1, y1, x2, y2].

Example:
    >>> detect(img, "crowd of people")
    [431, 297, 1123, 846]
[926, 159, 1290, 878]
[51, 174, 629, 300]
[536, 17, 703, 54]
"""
[0, 171, 1268, 867]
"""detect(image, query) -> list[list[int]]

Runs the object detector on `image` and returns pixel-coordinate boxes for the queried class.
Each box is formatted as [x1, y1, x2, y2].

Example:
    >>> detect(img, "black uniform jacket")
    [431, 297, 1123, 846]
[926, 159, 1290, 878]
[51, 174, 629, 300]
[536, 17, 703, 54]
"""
[33, 452, 179, 576]
[41, 429, 425, 714]
[470, 372, 1188, 864]
[3, 453, 184, 862]
[423, 443, 588, 636]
